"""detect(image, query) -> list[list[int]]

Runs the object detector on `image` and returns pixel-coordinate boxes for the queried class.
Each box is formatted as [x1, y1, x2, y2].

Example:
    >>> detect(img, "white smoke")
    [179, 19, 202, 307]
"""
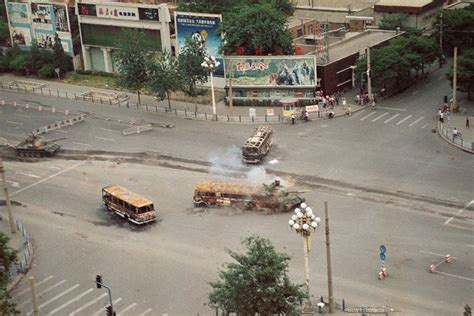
[208, 146, 283, 186]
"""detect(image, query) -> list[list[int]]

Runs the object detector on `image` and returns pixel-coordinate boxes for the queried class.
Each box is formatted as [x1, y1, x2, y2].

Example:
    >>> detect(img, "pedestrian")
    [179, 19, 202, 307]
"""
[439, 112, 444, 123]
[453, 127, 459, 141]
[466, 117, 470, 128]
[304, 111, 309, 122]
[291, 113, 295, 125]
[345, 105, 351, 116]
[342, 97, 347, 107]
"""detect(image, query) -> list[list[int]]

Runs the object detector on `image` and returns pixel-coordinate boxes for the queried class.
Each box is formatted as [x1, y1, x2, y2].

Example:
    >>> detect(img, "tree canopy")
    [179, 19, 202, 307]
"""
[177, 38, 208, 97]
[220, 2, 294, 55]
[208, 236, 307, 315]
[147, 51, 182, 109]
[0, 233, 18, 315]
[447, 49, 474, 100]
[433, 4, 474, 54]
[177, 0, 294, 16]
[113, 29, 157, 103]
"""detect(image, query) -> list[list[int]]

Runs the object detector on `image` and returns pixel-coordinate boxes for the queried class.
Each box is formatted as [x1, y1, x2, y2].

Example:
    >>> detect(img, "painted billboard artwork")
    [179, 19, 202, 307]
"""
[175, 12, 224, 76]
[226, 57, 316, 87]
[31, 3, 52, 24]
[53, 4, 69, 33]
[7, 2, 29, 24]
[11, 27, 32, 45]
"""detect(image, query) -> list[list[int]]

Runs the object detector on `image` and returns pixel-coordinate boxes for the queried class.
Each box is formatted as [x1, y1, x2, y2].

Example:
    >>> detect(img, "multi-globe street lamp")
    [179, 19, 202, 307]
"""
[201, 55, 220, 116]
[288, 202, 321, 312]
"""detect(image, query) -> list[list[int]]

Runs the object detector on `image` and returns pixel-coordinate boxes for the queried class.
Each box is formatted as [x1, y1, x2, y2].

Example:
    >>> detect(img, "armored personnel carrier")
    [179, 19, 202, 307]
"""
[193, 179, 305, 214]
[14, 134, 65, 158]
[242, 125, 273, 164]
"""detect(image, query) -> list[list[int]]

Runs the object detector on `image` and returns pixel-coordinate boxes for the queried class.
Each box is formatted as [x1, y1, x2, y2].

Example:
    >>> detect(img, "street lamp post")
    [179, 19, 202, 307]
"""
[201, 56, 220, 117]
[289, 202, 321, 313]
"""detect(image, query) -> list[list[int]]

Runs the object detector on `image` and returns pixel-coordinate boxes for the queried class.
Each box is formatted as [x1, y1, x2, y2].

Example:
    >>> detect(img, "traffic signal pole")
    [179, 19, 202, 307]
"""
[96, 275, 114, 315]
[366, 47, 372, 102]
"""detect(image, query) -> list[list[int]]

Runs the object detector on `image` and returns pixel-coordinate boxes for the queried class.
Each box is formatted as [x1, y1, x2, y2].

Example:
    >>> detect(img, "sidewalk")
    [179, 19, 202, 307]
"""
[0, 215, 34, 291]
[0, 74, 364, 123]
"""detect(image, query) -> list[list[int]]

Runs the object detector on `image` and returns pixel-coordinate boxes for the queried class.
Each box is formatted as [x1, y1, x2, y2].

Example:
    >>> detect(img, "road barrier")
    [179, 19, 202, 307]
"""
[33, 114, 85, 135]
[438, 121, 474, 153]
[122, 124, 153, 136]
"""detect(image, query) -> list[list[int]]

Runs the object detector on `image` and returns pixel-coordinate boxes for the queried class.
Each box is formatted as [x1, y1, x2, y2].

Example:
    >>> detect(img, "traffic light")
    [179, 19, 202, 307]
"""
[106, 305, 113, 316]
[95, 275, 102, 289]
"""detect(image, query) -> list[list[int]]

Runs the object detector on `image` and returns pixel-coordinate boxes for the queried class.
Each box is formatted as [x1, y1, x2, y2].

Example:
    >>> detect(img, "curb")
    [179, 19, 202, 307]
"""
[437, 122, 474, 154]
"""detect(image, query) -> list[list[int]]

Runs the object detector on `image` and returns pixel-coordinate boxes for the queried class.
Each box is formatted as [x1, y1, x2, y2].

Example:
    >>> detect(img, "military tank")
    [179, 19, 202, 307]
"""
[14, 134, 66, 158]
[193, 179, 306, 214]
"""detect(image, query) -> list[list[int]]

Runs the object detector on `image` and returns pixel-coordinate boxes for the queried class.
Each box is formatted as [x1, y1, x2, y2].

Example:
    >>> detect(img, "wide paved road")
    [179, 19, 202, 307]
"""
[1, 66, 472, 315]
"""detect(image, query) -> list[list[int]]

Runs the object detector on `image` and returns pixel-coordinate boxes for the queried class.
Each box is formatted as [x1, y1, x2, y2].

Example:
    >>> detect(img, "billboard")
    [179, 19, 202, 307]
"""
[225, 56, 317, 87]
[174, 12, 224, 76]
[7, 2, 29, 24]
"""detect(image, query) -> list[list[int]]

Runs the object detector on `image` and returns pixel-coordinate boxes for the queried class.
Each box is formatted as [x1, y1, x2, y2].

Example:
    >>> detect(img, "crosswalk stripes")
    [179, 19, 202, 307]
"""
[384, 113, 400, 124]
[68, 292, 108, 316]
[396, 114, 412, 125]
[49, 288, 94, 315]
[12, 276, 154, 316]
[372, 112, 389, 122]
[359, 111, 377, 121]
[409, 116, 424, 126]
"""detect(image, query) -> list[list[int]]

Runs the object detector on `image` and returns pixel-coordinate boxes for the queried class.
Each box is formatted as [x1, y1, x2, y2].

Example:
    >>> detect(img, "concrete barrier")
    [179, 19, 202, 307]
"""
[123, 124, 153, 136]
[34, 114, 85, 135]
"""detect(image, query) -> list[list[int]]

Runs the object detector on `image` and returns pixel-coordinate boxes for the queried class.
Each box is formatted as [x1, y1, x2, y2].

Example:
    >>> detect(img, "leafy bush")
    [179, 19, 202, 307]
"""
[75, 69, 116, 78]
[38, 64, 56, 78]
[9, 53, 31, 75]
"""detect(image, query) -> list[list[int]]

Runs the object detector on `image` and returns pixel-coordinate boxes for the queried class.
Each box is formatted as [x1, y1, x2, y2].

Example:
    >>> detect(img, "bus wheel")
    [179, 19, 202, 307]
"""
[245, 201, 256, 210]
[198, 202, 208, 208]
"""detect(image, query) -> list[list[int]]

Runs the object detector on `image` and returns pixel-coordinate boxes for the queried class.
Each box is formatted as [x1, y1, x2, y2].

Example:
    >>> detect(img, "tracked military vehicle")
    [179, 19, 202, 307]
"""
[14, 134, 65, 158]
[192, 179, 305, 214]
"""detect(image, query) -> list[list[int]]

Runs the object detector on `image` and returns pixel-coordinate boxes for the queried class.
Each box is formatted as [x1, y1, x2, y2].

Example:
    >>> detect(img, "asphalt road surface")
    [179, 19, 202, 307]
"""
[1, 67, 473, 315]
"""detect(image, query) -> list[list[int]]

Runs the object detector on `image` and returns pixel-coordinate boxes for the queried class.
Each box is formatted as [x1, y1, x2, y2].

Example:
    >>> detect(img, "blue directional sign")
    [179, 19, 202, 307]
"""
[380, 253, 386, 261]
[380, 245, 386, 254]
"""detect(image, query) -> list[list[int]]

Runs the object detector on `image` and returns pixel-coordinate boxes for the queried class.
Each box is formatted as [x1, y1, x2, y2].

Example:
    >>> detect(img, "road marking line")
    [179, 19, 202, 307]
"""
[14, 113, 30, 118]
[420, 250, 455, 258]
[435, 271, 474, 282]
[69, 293, 108, 316]
[421, 124, 429, 129]
[412, 90, 419, 95]
[48, 165, 61, 170]
[444, 200, 474, 224]
[467, 245, 474, 248]
[372, 112, 389, 122]
[53, 129, 68, 134]
[348, 110, 364, 119]
[12, 275, 53, 299]
[444, 222, 474, 232]
[375, 107, 407, 111]
[16, 172, 41, 179]
[72, 141, 92, 147]
[409, 116, 424, 126]
[37, 284, 80, 309]
[11, 161, 86, 197]
[100, 128, 121, 133]
[18, 280, 67, 307]
[117, 302, 137, 315]
[360, 112, 377, 121]
[6, 179, 20, 187]
[425, 82, 432, 87]
[396, 114, 412, 125]
[91, 298, 122, 316]
[95, 136, 115, 142]
[384, 113, 400, 124]
[6, 120, 23, 125]
[138, 308, 153, 316]
[49, 288, 94, 315]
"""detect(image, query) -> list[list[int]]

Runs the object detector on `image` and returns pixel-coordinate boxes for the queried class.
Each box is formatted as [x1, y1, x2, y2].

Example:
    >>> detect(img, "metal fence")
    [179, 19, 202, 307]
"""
[0, 82, 324, 124]
[438, 121, 474, 153]
[9, 220, 33, 282]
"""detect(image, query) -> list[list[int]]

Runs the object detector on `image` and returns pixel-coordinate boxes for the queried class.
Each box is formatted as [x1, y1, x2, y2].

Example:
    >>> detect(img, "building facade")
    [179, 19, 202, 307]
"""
[76, 0, 171, 72]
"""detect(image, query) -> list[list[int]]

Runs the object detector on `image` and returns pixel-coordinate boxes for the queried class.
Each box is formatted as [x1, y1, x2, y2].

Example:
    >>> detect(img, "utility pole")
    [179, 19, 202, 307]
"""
[452, 47, 458, 113]
[325, 201, 334, 313]
[228, 64, 234, 116]
[439, 13, 443, 55]
[0, 157, 16, 234]
[366, 47, 372, 102]
[29, 276, 40, 316]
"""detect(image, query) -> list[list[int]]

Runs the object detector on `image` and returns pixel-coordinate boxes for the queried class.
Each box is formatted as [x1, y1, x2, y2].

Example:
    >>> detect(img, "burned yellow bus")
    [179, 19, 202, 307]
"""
[242, 125, 273, 164]
[193, 180, 304, 213]
[102, 185, 157, 224]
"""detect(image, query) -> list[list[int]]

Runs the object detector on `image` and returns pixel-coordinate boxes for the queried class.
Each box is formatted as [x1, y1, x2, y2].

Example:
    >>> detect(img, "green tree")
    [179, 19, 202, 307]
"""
[0, 233, 18, 315]
[433, 4, 474, 54]
[52, 33, 72, 77]
[9, 53, 32, 75]
[177, 38, 208, 98]
[0, 19, 9, 46]
[447, 49, 474, 100]
[147, 52, 182, 109]
[177, 0, 294, 16]
[220, 2, 294, 55]
[113, 29, 155, 104]
[208, 236, 307, 315]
